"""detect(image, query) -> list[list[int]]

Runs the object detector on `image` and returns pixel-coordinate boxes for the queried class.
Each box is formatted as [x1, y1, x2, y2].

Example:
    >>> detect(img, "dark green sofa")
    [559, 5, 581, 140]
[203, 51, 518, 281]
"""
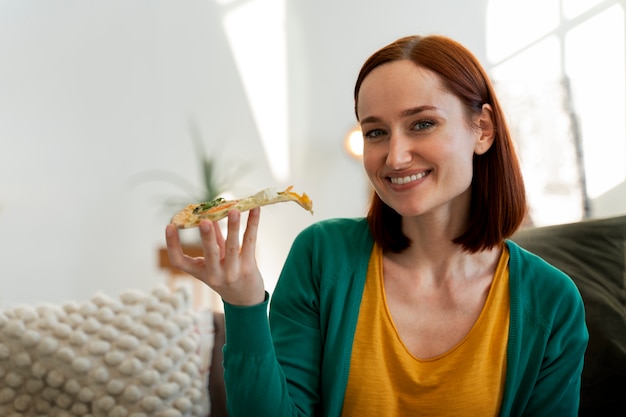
[512, 215, 626, 416]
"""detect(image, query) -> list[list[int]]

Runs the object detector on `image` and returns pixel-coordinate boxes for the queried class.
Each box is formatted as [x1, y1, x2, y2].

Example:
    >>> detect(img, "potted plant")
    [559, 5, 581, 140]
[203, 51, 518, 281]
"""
[136, 120, 248, 309]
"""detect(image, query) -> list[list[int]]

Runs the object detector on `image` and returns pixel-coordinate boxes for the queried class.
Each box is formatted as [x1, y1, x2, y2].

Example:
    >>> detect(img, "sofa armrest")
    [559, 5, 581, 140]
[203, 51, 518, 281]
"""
[209, 312, 228, 417]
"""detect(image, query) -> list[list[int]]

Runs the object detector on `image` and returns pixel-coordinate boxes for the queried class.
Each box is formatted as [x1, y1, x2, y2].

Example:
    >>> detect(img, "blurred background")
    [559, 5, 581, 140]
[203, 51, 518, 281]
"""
[1, 0, 624, 310]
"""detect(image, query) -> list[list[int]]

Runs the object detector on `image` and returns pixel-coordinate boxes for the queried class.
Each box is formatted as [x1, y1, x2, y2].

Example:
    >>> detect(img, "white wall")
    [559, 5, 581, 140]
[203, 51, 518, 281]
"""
[0, 0, 273, 307]
[5, 0, 620, 309]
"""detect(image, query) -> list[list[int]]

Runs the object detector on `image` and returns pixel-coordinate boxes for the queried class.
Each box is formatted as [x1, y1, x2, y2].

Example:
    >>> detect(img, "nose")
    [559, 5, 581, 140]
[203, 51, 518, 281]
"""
[386, 133, 413, 169]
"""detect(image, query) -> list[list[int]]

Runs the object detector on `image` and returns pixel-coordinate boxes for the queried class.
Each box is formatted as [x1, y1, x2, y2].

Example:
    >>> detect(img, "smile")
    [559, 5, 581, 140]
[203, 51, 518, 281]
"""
[389, 171, 429, 185]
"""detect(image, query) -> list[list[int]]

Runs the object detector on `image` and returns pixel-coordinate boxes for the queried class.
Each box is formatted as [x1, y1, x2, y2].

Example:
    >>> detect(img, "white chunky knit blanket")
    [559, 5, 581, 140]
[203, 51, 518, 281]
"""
[0, 285, 212, 417]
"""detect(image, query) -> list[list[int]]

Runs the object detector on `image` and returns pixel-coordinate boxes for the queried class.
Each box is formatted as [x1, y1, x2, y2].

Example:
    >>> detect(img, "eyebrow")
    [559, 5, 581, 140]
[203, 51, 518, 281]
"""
[359, 105, 439, 124]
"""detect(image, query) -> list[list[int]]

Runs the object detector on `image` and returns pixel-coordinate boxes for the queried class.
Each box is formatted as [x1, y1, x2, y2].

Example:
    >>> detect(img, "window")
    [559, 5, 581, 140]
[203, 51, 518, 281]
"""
[487, 0, 625, 226]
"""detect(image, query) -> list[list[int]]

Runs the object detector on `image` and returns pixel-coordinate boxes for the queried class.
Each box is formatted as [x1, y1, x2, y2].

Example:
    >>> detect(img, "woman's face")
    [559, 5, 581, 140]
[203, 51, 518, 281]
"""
[356, 60, 493, 220]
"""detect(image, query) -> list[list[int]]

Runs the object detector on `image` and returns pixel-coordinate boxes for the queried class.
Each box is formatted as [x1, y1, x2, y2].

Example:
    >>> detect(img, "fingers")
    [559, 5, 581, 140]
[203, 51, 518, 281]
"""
[199, 220, 221, 273]
[240, 207, 260, 260]
[165, 224, 204, 276]
[213, 219, 226, 259]
[166, 209, 265, 306]
[165, 224, 184, 265]
[223, 210, 242, 272]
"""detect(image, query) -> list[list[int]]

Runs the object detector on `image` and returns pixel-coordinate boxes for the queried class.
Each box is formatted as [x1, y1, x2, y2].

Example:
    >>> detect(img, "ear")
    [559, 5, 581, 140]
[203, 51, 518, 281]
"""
[474, 103, 495, 155]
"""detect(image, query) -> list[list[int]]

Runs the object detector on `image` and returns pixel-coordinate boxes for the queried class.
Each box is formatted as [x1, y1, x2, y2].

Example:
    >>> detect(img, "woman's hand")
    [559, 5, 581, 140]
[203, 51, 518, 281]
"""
[165, 207, 266, 306]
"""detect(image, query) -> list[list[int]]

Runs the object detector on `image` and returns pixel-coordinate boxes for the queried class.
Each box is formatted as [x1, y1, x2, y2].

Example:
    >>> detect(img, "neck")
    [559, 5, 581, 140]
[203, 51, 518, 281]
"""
[386, 216, 500, 284]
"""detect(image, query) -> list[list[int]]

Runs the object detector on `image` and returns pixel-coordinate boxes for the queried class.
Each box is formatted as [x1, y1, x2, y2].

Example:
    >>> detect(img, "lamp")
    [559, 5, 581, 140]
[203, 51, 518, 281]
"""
[344, 125, 363, 159]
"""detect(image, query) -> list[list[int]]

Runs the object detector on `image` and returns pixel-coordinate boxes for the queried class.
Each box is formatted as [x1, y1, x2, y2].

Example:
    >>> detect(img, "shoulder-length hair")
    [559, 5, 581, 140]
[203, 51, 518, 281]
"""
[354, 35, 527, 253]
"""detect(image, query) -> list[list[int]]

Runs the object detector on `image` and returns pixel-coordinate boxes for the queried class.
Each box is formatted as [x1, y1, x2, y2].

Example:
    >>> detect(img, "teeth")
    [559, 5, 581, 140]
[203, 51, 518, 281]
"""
[390, 172, 428, 185]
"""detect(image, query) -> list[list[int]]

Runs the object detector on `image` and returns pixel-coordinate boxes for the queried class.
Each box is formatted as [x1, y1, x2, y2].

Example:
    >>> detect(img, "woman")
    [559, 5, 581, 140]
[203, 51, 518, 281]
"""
[165, 35, 588, 416]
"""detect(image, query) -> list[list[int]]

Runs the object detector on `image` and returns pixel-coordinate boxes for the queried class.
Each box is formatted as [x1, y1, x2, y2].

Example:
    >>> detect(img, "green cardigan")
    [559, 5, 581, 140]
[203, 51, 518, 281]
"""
[223, 218, 588, 416]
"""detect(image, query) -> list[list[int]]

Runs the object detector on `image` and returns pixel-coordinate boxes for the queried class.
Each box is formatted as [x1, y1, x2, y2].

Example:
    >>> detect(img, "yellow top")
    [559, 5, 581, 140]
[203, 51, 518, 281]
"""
[342, 245, 510, 416]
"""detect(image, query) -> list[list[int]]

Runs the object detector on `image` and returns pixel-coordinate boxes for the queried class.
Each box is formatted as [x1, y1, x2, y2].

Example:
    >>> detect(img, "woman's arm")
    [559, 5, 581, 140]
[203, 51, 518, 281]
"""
[523, 282, 588, 416]
[503, 243, 589, 417]
[222, 227, 324, 416]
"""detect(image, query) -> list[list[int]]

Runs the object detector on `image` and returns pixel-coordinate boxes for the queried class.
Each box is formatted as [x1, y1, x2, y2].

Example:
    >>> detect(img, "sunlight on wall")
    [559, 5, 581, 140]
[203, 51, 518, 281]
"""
[218, 0, 289, 182]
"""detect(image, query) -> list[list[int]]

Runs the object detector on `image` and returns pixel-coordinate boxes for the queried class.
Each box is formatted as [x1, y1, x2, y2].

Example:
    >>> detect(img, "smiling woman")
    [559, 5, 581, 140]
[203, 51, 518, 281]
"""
[164, 34, 588, 417]
[354, 35, 526, 254]
[357, 62, 494, 231]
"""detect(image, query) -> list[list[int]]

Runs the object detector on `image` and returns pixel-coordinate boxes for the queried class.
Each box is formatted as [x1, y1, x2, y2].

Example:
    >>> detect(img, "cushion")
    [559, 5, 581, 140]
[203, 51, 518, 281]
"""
[0, 285, 212, 417]
[512, 215, 626, 416]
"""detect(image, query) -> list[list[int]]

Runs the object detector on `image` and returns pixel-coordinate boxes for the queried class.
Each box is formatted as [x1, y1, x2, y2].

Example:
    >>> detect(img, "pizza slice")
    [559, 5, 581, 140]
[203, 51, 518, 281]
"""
[170, 186, 314, 229]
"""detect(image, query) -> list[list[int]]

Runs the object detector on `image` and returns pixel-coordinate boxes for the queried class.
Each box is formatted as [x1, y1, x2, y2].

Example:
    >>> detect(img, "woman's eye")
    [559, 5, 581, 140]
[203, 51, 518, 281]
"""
[363, 129, 386, 139]
[413, 120, 435, 131]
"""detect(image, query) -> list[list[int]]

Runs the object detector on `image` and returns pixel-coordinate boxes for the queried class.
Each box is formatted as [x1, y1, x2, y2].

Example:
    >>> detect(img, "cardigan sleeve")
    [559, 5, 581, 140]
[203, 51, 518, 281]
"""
[521, 275, 588, 416]
[222, 224, 324, 417]
[503, 242, 589, 417]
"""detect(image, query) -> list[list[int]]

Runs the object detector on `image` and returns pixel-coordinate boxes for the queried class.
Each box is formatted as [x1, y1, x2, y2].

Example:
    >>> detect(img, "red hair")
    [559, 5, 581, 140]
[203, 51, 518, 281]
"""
[354, 35, 527, 253]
